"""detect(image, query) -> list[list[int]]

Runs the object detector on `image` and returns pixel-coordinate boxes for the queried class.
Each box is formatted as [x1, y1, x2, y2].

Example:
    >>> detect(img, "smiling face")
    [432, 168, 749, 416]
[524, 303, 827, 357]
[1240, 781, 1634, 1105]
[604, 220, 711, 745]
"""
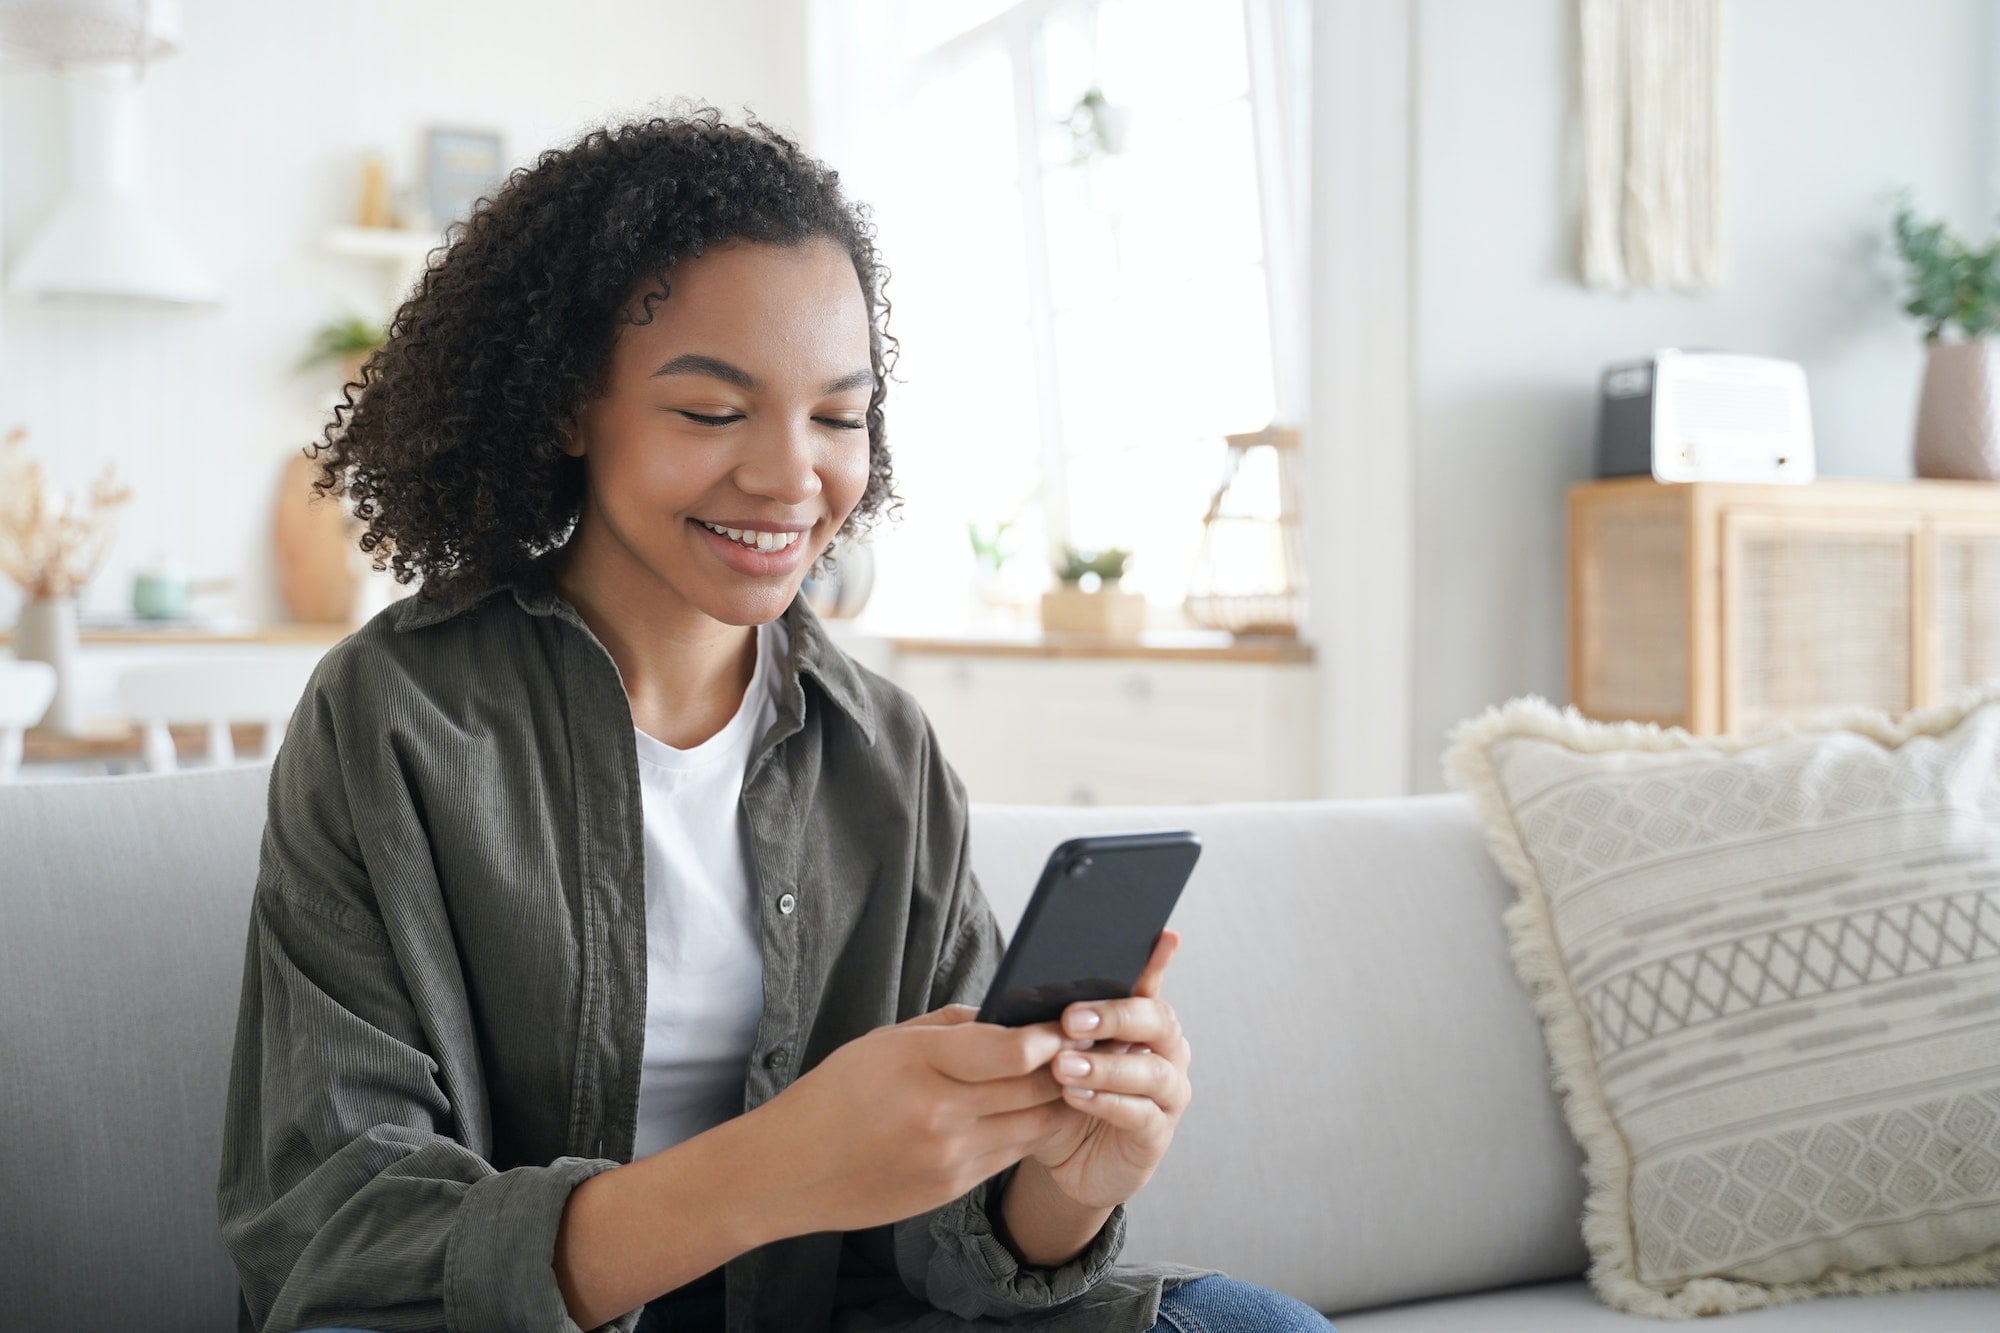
[558, 236, 876, 628]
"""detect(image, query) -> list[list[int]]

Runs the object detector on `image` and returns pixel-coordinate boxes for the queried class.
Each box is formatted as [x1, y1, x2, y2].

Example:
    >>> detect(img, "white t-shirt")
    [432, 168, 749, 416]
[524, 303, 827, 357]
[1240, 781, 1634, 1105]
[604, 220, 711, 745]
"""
[629, 617, 786, 1161]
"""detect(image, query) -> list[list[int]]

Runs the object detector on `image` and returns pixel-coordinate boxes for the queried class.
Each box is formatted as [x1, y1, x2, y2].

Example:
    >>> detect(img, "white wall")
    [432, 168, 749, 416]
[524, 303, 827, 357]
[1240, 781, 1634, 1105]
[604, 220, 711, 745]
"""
[1407, 0, 1995, 792]
[1, 0, 806, 626]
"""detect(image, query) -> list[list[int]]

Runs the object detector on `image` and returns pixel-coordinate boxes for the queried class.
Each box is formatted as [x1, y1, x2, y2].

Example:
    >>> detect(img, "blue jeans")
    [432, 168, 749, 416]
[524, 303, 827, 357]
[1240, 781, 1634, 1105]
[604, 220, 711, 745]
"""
[302, 1272, 1335, 1333]
[1150, 1275, 1335, 1332]
[625, 1271, 1333, 1332]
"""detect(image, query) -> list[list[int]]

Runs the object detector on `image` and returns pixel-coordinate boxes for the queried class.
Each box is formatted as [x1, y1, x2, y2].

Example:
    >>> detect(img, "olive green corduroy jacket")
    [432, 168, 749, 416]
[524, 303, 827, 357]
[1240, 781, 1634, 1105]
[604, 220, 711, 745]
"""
[216, 563, 1213, 1333]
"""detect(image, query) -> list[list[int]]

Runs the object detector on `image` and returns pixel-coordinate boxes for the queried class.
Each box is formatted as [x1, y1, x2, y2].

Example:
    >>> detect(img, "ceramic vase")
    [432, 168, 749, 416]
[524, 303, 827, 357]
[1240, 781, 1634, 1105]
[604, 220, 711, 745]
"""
[801, 542, 877, 620]
[14, 596, 83, 735]
[1913, 339, 2000, 481]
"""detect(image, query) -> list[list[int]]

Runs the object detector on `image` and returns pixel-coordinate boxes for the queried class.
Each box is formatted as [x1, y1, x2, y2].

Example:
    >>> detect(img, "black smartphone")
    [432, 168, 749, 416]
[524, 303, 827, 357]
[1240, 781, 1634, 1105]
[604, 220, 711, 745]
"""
[976, 830, 1201, 1027]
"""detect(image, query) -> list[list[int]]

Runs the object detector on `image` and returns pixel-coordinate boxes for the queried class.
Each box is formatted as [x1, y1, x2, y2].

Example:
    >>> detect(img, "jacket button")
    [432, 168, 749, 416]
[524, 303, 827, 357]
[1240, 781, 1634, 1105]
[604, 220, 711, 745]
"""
[764, 1046, 788, 1070]
[777, 892, 797, 915]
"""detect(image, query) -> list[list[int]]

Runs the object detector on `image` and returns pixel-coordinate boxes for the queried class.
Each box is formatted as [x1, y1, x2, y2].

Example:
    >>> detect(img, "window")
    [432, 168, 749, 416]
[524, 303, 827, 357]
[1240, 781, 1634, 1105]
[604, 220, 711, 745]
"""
[810, 0, 1305, 630]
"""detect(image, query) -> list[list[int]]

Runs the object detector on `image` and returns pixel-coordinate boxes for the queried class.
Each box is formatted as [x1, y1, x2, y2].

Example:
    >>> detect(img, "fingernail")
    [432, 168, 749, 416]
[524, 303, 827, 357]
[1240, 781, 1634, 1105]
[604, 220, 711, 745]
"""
[1067, 1008, 1100, 1033]
[1068, 1086, 1096, 1099]
[1058, 1053, 1090, 1077]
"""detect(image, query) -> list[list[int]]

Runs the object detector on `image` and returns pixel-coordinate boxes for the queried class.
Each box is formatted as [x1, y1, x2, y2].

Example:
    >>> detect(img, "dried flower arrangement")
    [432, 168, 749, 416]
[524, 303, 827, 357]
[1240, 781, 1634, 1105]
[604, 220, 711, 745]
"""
[0, 425, 133, 601]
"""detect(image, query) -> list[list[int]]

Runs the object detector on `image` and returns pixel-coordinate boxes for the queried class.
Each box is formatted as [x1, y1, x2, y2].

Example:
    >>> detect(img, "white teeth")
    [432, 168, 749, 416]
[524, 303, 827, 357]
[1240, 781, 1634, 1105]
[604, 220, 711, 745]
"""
[700, 520, 800, 552]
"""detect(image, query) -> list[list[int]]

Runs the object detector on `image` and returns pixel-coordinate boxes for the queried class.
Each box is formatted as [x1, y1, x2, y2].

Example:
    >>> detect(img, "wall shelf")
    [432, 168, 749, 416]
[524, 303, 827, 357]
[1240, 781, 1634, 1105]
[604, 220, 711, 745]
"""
[322, 225, 441, 312]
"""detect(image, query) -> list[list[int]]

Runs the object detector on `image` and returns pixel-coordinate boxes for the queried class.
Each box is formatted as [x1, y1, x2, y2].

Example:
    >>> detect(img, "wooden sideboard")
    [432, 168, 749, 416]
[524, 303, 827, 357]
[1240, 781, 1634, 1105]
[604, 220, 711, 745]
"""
[1569, 478, 2000, 734]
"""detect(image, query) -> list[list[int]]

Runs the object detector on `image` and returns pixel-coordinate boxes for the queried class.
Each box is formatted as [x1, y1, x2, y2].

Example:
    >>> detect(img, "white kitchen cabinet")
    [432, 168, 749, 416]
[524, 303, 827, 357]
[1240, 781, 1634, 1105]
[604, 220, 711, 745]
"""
[891, 647, 1317, 805]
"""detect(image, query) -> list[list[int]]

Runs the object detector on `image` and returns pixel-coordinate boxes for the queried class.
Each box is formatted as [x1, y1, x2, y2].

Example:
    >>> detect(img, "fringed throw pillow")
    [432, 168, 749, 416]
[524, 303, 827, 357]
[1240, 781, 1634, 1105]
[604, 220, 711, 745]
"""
[1443, 685, 2000, 1317]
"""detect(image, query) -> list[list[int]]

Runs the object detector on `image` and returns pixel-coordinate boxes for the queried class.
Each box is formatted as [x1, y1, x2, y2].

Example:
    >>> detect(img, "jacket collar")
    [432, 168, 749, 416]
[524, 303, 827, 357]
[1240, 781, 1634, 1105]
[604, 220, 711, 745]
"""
[390, 557, 879, 746]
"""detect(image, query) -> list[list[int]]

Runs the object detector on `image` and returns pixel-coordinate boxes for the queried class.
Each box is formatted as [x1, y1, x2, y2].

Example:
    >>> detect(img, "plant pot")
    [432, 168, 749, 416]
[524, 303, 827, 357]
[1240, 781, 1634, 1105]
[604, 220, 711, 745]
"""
[1913, 339, 2000, 480]
[14, 595, 83, 735]
[1039, 582, 1146, 637]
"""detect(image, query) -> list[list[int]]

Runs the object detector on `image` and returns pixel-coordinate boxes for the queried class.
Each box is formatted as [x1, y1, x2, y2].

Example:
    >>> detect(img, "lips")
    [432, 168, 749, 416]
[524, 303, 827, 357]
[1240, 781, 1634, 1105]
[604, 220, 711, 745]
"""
[689, 517, 811, 575]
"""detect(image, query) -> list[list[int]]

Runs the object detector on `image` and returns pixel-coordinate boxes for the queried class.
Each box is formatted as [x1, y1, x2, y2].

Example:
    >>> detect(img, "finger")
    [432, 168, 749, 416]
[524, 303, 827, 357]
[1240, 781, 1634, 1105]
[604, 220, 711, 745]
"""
[973, 1099, 1078, 1162]
[898, 1003, 981, 1028]
[1132, 928, 1182, 1000]
[1051, 1047, 1188, 1114]
[1057, 1085, 1174, 1137]
[916, 1019, 1069, 1083]
[1061, 994, 1185, 1061]
[1056, 929, 1180, 1040]
[952, 1065, 1065, 1117]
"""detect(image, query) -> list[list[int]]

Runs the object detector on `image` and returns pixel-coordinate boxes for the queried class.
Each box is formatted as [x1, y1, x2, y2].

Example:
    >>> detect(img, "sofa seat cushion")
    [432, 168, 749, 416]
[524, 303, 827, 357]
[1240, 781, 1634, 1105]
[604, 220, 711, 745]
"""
[1334, 1277, 1999, 1330]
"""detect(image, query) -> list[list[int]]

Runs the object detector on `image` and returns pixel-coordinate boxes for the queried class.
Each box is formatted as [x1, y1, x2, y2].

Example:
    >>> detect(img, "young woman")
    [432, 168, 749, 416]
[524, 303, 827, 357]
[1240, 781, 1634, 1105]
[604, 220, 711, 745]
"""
[217, 107, 1333, 1333]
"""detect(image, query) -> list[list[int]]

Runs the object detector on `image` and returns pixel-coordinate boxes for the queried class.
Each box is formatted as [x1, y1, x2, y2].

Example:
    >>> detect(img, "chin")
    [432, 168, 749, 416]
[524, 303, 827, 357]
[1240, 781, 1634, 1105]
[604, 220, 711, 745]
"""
[695, 580, 804, 627]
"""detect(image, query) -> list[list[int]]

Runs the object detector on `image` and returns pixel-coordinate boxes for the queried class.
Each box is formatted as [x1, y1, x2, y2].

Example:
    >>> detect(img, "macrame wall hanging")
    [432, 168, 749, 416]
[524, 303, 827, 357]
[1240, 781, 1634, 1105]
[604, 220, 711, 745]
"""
[1579, 0, 1724, 293]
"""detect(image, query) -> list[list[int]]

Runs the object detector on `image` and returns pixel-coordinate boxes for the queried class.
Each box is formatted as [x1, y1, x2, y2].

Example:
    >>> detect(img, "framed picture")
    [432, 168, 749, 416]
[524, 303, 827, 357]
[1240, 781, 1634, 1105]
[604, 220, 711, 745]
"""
[424, 127, 505, 230]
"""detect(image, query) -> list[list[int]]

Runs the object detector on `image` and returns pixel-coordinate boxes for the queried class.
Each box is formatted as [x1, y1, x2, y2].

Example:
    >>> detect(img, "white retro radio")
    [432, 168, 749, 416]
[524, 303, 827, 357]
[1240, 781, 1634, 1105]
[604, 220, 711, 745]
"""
[1594, 348, 1815, 483]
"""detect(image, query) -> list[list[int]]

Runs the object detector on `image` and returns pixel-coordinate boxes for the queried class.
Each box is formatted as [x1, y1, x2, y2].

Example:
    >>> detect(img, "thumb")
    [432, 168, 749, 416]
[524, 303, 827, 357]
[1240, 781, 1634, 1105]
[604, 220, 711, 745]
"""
[898, 1003, 981, 1028]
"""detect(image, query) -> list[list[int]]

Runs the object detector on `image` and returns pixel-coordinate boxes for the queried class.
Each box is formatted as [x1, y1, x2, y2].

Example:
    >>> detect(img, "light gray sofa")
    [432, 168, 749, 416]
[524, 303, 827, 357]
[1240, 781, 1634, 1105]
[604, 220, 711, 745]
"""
[3, 766, 1995, 1330]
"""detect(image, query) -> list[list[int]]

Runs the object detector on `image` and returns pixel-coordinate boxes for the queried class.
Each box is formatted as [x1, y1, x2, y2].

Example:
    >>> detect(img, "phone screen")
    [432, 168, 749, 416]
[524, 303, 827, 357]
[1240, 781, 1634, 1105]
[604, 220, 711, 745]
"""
[977, 831, 1199, 1026]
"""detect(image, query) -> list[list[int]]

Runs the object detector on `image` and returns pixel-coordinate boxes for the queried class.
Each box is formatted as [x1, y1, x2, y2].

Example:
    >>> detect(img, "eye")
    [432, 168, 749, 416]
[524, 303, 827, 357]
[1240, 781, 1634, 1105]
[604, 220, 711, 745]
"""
[815, 417, 867, 431]
[678, 411, 743, 427]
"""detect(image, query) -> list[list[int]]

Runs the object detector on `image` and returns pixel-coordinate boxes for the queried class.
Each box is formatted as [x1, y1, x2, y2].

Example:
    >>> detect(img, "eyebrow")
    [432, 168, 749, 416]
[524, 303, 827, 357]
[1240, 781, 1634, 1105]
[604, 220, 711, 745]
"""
[651, 352, 873, 395]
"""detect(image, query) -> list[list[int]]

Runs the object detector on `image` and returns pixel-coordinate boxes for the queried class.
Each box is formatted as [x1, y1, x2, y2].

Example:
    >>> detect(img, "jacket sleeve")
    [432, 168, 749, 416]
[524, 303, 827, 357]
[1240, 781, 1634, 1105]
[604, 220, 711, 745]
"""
[887, 722, 1129, 1320]
[215, 669, 634, 1333]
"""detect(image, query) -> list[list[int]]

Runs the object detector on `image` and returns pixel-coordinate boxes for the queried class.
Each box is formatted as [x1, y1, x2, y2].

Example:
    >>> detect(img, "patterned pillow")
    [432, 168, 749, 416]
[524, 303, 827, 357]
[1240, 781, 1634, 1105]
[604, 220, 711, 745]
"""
[1443, 684, 2000, 1317]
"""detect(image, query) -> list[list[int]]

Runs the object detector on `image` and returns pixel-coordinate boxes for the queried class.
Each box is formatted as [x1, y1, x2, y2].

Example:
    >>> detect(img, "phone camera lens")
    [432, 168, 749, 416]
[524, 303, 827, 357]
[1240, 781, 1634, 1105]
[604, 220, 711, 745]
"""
[1068, 856, 1093, 877]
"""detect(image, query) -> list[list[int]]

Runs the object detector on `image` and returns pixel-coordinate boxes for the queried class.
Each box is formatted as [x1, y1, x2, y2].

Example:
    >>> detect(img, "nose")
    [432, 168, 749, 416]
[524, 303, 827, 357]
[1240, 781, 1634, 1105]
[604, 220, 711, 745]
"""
[732, 412, 823, 508]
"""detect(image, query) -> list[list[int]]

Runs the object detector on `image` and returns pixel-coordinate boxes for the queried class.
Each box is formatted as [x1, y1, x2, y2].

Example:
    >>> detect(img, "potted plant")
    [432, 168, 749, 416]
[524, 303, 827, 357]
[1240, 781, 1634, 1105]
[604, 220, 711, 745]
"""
[1040, 544, 1144, 636]
[298, 313, 388, 388]
[966, 517, 1018, 622]
[1893, 199, 2000, 479]
[1061, 86, 1131, 166]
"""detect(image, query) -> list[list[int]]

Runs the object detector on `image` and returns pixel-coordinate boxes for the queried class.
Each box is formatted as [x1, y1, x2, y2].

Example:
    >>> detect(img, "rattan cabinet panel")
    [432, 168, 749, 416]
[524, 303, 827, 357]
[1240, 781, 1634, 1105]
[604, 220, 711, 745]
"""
[1570, 479, 2000, 734]
[1937, 526, 2000, 697]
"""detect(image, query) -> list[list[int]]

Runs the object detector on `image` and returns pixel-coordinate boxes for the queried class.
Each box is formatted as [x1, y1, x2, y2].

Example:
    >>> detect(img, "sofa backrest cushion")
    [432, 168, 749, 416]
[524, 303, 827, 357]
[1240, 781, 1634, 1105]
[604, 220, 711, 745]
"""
[1, 764, 270, 1333]
[968, 798, 1591, 1315]
[1, 771, 1594, 1327]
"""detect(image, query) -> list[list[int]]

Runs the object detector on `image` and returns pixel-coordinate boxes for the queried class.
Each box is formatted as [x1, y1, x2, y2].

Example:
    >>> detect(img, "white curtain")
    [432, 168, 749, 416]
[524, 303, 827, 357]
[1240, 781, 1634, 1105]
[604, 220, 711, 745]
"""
[1243, 0, 1309, 425]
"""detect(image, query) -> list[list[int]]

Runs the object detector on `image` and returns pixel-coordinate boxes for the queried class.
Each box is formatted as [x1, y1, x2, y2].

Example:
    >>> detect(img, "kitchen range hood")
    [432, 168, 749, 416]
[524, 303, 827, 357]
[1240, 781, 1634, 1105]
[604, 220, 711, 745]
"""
[1, 1, 219, 306]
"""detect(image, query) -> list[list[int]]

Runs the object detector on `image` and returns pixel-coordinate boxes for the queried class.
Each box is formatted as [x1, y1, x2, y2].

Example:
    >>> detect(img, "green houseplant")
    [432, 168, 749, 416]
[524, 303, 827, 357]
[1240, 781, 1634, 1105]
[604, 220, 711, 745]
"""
[298, 314, 388, 386]
[1893, 199, 2000, 479]
[1053, 544, 1131, 586]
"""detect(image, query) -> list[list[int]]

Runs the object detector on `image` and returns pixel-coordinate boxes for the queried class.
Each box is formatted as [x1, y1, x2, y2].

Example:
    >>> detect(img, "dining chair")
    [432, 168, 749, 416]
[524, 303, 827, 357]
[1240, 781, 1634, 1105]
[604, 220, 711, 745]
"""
[115, 658, 317, 773]
[0, 658, 58, 780]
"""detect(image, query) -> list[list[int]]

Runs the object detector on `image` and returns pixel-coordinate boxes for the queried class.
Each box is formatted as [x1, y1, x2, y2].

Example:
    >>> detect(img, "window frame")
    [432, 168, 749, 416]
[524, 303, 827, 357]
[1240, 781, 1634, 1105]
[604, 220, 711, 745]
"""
[899, 0, 1289, 575]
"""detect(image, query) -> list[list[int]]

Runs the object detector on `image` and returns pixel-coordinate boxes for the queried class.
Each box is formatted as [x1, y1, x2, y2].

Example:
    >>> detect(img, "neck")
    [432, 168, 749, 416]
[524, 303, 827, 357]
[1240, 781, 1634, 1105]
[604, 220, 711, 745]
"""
[553, 519, 761, 749]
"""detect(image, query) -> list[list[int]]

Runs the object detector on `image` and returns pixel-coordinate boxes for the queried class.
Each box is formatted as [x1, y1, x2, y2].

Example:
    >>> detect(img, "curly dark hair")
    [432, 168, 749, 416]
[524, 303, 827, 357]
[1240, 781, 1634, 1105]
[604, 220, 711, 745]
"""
[312, 103, 899, 596]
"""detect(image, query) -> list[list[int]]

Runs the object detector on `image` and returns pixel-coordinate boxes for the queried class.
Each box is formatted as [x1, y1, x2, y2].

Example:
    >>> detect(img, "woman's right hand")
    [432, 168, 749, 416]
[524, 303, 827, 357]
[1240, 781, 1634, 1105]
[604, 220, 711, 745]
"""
[746, 1004, 1081, 1235]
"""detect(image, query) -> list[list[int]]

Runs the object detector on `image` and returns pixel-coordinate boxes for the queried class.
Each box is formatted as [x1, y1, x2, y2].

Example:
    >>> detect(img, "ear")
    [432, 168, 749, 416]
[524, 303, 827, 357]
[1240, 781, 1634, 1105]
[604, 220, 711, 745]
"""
[558, 422, 586, 459]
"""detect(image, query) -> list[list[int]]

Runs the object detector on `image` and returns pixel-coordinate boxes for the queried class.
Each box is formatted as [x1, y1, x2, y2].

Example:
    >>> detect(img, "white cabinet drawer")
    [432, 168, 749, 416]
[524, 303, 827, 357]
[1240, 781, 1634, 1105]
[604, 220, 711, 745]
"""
[893, 654, 1316, 804]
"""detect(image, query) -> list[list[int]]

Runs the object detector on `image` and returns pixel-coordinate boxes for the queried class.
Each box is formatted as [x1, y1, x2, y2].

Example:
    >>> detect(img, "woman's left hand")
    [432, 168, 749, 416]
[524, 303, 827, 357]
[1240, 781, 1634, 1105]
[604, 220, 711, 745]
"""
[1027, 928, 1191, 1210]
